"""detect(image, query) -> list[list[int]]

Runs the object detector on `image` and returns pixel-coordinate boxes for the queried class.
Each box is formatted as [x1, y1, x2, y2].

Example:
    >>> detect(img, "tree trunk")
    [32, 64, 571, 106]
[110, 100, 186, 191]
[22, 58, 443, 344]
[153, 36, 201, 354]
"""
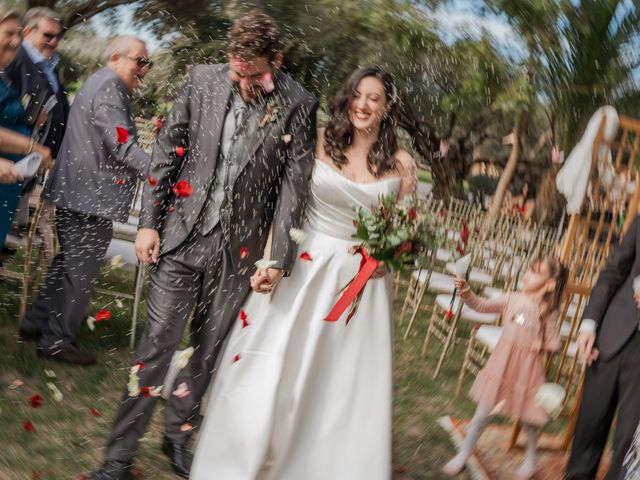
[484, 122, 520, 228]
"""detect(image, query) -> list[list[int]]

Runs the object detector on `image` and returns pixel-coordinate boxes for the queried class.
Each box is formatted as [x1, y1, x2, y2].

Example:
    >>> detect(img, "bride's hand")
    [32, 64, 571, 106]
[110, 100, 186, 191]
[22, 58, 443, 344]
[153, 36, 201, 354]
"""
[371, 261, 388, 279]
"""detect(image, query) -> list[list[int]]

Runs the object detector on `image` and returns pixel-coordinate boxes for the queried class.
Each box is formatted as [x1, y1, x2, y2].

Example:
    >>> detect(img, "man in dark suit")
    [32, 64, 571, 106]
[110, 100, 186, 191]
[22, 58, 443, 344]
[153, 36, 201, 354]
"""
[5, 7, 69, 157]
[19, 36, 152, 365]
[567, 215, 640, 479]
[91, 10, 318, 480]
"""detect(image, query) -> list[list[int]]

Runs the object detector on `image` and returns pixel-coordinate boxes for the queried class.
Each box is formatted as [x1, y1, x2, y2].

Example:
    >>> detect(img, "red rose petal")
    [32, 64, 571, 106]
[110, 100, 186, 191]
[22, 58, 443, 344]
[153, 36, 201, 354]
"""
[169, 206, 175, 212]
[116, 126, 129, 144]
[95, 310, 111, 322]
[233, 354, 241, 363]
[115, 179, 126, 185]
[131, 468, 143, 478]
[239, 247, 248, 259]
[299, 252, 312, 261]
[141, 386, 151, 397]
[146, 176, 158, 186]
[89, 408, 102, 417]
[29, 393, 43, 409]
[134, 362, 145, 371]
[175, 146, 186, 157]
[445, 309, 454, 320]
[172, 180, 193, 198]
[22, 420, 35, 432]
[239, 310, 249, 328]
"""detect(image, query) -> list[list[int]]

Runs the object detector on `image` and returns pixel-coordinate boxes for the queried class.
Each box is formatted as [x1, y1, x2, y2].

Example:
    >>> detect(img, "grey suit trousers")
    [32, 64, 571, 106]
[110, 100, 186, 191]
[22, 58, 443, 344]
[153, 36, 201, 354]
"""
[23, 207, 113, 349]
[566, 331, 640, 480]
[106, 226, 252, 462]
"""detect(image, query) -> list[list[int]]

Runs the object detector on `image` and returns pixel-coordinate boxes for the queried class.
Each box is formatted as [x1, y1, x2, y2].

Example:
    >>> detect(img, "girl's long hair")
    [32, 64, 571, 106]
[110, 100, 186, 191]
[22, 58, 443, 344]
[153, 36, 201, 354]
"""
[531, 255, 568, 320]
[324, 65, 399, 178]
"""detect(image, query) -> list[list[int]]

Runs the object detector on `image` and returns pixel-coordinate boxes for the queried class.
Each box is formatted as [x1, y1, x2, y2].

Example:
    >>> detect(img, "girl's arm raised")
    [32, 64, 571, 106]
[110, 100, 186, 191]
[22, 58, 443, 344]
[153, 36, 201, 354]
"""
[459, 288, 509, 314]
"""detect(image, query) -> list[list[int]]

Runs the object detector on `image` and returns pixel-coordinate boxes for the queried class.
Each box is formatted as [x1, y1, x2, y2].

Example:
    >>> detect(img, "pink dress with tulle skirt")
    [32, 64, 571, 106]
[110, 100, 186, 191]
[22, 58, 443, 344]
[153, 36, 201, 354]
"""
[463, 291, 560, 426]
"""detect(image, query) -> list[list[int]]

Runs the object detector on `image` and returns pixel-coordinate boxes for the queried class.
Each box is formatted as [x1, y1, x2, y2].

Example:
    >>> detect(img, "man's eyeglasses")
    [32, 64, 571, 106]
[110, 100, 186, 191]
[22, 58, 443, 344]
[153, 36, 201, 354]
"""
[127, 56, 153, 70]
[42, 31, 62, 42]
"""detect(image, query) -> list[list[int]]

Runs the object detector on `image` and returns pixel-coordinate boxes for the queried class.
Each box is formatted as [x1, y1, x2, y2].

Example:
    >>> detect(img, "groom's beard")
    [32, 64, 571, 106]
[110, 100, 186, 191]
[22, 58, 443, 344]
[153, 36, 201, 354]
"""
[233, 81, 264, 104]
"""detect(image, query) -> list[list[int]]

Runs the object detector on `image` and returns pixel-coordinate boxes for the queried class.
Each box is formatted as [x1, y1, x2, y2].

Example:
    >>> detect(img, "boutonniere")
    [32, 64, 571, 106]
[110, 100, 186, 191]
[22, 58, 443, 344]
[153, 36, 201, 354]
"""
[259, 98, 284, 128]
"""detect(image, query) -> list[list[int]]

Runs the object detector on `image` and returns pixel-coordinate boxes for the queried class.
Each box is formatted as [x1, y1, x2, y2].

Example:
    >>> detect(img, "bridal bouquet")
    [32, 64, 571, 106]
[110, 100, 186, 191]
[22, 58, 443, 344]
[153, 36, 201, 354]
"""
[351, 194, 441, 271]
[325, 195, 441, 324]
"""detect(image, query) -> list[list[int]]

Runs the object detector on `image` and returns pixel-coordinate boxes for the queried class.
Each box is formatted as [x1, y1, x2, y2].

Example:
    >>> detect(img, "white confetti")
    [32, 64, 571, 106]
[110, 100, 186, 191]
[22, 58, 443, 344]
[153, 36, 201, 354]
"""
[289, 228, 307, 245]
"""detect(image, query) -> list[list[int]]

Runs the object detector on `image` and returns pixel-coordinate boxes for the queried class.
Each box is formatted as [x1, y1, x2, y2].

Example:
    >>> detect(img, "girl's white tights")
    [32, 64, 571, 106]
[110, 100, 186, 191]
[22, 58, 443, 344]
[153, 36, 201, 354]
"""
[443, 404, 492, 474]
[443, 405, 539, 477]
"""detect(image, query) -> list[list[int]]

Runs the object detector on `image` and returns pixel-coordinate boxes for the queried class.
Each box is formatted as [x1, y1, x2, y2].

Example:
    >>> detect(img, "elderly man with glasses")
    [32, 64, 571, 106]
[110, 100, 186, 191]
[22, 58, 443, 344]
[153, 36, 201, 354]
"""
[19, 35, 152, 366]
[5, 7, 69, 158]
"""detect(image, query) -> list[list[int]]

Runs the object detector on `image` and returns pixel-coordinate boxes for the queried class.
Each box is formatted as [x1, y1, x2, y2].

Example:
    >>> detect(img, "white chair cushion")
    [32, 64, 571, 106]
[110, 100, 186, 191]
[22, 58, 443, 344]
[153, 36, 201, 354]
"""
[445, 263, 493, 286]
[475, 325, 503, 350]
[434, 294, 498, 324]
[436, 248, 453, 263]
[411, 270, 455, 294]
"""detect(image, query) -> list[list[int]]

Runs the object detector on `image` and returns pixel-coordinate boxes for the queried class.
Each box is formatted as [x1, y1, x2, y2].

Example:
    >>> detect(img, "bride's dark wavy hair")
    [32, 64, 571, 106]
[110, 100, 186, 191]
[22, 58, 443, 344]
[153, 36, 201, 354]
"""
[324, 65, 399, 178]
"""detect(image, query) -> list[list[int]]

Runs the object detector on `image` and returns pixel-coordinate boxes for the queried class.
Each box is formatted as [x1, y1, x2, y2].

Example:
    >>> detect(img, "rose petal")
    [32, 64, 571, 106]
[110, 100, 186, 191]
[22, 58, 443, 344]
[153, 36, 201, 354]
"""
[86, 316, 96, 331]
[9, 379, 24, 389]
[89, 408, 102, 417]
[289, 228, 307, 245]
[147, 175, 158, 186]
[233, 353, 241, 363]
[175, 146, 186, 157]
[240, 247, 249, 259]
[134, 362, 145, 371]
[115, 179, 126, 185]
[171, 347, 194, 370]
[299, 252, 312, 261]
[22, 420, 35, 432]
[255, 259, 277, 270]
[95, 310, 111, 322]
[172, 180, 193, 198]
[169, 206, 175, 212]
[180, 422, 193, 432]
[259, 72, 275, 93]
[172, 382, 191, 398]
[239, 310, 249, 328]
[116, 126, 129, 144]
[141, 386, 151, 397]
[46, 382, 63, 402]
[29, 393, 43, 409]
[44, 369, 56, 378]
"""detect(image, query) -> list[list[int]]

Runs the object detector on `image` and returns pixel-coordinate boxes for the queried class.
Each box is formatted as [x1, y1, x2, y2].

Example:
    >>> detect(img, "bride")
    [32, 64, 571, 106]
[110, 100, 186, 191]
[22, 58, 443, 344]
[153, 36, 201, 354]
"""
[190, 65, 416, 480]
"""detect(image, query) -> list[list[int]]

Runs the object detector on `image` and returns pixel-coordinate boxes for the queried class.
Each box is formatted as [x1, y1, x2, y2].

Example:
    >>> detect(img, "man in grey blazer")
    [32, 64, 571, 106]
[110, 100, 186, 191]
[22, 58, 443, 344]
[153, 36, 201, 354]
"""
[91, 10, 318, 479]
[567, 215, 640, 479]
[19, 36, 152, 365]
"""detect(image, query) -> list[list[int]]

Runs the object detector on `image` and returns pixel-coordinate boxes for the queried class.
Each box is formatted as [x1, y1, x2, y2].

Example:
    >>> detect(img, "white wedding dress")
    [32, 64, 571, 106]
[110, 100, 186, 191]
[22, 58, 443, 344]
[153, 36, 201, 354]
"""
[190, 159, 400, 480]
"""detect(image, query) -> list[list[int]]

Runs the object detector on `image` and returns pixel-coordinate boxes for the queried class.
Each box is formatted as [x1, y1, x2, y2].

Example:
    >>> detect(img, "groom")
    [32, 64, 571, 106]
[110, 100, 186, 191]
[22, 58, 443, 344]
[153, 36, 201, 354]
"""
[92, 10, 318, 479]
[567, 214, 640, 479]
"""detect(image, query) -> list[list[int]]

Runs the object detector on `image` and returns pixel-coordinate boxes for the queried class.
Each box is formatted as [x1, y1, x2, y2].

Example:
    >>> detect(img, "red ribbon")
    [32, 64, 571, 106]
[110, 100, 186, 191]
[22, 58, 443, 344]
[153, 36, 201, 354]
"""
[324, 246, 378, 324]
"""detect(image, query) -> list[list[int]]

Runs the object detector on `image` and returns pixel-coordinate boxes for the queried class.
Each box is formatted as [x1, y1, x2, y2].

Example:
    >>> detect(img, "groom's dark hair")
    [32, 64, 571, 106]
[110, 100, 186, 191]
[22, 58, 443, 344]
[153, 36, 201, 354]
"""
[227, 9, 282, 62]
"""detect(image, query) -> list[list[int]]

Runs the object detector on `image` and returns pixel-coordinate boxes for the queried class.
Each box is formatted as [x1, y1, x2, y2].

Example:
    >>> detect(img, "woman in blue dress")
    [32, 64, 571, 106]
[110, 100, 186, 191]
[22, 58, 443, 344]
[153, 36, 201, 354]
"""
[0, 3, 51, 248]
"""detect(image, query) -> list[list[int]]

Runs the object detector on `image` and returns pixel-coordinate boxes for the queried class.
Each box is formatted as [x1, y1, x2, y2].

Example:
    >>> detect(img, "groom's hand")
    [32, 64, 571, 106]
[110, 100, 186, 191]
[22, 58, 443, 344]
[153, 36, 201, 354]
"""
[136, 228, 160, 264]
[250, 268, 284, 294]
[577, 330, 599, 366]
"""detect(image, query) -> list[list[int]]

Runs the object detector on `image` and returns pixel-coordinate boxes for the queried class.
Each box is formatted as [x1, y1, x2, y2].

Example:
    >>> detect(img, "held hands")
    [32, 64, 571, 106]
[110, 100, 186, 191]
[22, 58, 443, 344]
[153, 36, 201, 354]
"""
[576, 330, 599, 366]
[135, 228, 160, 264]
[0, 158, 23, 184]
[251, 267, 284, 294]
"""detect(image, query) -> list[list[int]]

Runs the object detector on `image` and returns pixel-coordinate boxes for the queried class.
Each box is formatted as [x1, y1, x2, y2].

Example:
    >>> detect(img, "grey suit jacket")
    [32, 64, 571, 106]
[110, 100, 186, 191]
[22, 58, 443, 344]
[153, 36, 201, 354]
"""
[582, 215, 640, 358]
[139, 64, 318, 273]
[43, 67, 150, 222]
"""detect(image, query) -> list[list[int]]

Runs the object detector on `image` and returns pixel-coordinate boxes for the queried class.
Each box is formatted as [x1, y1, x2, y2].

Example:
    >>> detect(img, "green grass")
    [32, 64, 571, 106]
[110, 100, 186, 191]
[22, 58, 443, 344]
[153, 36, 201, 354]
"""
[0, 260, 478, 479]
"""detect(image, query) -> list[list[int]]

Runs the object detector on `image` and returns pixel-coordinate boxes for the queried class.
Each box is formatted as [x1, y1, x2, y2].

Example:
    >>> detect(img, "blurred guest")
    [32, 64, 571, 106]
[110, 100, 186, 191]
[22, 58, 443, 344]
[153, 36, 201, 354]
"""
[5, 7, 69, 157]
[0, 3, 51, 248]
[19, 36, 152, 365]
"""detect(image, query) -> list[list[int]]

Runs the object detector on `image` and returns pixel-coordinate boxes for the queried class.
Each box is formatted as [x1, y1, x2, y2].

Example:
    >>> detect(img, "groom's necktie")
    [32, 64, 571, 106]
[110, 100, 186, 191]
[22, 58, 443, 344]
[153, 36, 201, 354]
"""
[198, 93, 250, 236]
